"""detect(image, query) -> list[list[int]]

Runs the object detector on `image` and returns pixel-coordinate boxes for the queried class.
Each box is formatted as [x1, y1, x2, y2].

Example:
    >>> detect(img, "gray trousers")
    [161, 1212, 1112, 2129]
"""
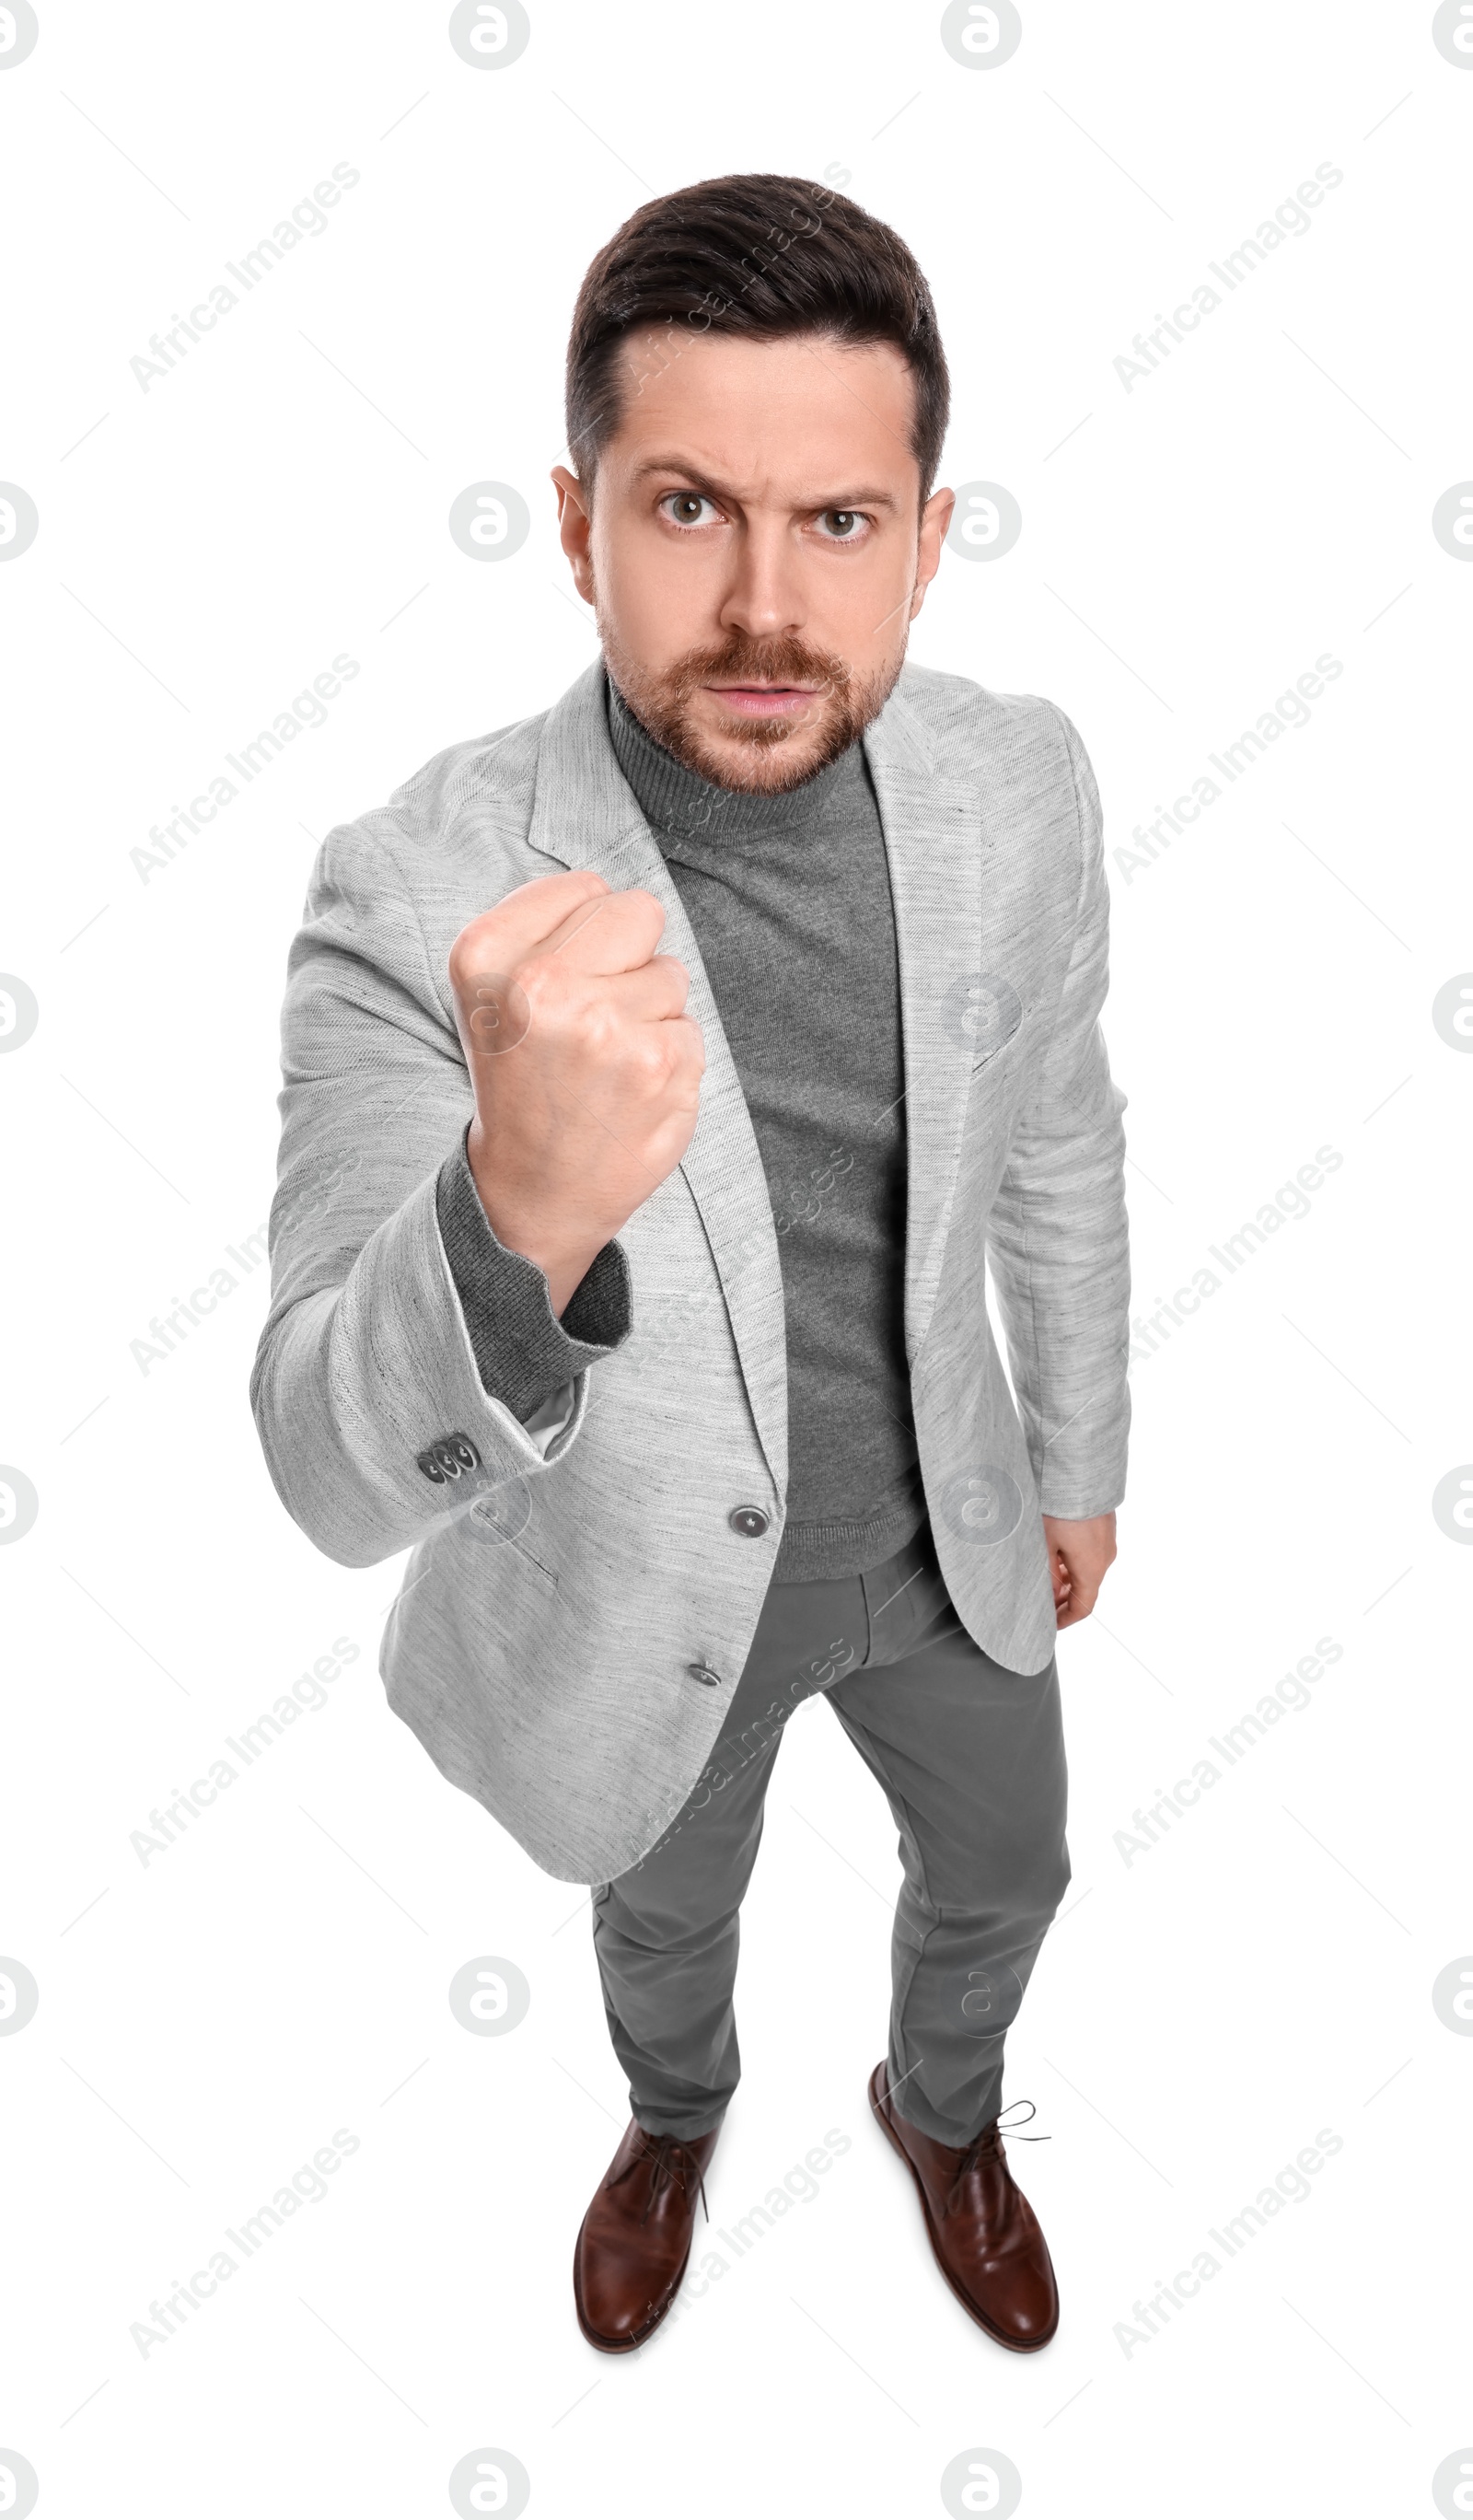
[591, 1522, 1070, 2148]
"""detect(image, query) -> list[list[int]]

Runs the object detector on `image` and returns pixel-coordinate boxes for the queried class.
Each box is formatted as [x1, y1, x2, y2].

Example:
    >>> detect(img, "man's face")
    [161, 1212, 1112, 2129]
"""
[551, 328, 954, 792]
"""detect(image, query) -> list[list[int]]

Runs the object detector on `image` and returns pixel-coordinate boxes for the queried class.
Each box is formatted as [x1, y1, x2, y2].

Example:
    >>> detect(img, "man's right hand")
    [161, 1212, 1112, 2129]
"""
[448, 869, 704, 1316]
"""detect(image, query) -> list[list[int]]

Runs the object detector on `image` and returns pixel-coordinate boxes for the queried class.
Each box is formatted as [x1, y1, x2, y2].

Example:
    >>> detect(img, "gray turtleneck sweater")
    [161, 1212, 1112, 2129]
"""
[436, 674, 923, 1584]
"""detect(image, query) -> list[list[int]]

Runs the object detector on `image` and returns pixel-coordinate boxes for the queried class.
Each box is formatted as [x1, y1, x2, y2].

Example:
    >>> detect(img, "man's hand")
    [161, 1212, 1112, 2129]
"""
[1041, 1512, 1117, 1629]
[448, 868, 704, 1315]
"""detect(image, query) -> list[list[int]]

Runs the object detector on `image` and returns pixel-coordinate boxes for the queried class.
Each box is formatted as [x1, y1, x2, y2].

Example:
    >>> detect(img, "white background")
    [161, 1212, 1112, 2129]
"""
[2, 2, 1470, 2514]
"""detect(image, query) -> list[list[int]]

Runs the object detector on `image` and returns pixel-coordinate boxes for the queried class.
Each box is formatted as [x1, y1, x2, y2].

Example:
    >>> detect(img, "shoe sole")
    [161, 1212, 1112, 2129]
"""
[572, 2226, 694, 2355]
[867, 2064, 1059, 2353]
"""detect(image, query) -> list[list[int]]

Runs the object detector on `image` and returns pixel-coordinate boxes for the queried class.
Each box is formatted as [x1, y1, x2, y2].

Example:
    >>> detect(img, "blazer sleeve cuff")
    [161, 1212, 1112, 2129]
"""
[435, 1131, 632, 1422]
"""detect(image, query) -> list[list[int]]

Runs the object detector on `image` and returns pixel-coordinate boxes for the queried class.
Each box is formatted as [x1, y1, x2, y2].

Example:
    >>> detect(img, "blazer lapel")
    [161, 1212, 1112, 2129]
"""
[524, 663, 789, 1497]
[864, 675, 984, 1364]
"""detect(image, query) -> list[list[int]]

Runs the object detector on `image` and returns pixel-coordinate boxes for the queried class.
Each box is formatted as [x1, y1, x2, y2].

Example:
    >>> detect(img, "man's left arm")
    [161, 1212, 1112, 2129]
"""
[986, 705, 1131, 1629]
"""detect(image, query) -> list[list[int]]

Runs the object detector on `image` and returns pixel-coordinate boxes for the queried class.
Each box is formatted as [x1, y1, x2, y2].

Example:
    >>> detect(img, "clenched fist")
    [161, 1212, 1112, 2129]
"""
[448, 869, 704, 1315]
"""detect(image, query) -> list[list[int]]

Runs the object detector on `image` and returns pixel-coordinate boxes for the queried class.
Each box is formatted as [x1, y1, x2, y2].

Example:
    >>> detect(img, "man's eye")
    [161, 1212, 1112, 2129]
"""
[817, 508, 866, 539]
[661, 493, 719, 527]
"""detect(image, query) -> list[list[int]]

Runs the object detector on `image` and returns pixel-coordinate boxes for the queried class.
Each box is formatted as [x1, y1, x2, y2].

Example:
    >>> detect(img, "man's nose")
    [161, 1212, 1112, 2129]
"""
[717, 517, 806, 641]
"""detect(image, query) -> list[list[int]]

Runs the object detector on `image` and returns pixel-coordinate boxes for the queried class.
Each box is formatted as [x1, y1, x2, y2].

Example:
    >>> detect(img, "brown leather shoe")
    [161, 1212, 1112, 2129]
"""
[868, 2061, 1059, 2351]
[574, 2119, 720, 2352]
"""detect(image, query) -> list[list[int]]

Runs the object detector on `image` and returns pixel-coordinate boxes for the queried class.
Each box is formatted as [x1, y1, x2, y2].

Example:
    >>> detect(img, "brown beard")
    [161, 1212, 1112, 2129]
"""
[598, 622, 903, 793]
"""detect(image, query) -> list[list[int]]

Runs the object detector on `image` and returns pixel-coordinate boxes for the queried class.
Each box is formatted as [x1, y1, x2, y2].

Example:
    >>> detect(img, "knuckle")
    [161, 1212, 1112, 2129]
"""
[632, 1036, 670, 1088]
[509, 952, 547, 1002]
[580, 1000, 621, 1058]
[449, 913, 498, 978]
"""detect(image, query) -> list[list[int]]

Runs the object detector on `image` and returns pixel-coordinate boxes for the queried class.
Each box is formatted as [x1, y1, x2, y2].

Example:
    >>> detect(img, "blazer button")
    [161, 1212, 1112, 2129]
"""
[728, 1504, 770, 1539]
[686, 1664, 723, 1688]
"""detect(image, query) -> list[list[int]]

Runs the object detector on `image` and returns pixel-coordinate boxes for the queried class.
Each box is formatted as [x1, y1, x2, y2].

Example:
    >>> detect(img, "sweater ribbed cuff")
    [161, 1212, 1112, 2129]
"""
[435, 1132, 632, 1423]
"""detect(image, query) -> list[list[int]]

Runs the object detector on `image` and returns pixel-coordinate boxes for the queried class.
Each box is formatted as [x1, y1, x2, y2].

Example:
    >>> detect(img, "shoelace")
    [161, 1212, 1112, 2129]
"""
[614, 2131, 713, 2230]
[944, 2097, 1050, 2217]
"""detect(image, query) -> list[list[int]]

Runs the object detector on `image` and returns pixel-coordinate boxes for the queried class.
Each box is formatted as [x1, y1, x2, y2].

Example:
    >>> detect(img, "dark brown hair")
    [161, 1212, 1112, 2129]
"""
[565, 173, 950, 501]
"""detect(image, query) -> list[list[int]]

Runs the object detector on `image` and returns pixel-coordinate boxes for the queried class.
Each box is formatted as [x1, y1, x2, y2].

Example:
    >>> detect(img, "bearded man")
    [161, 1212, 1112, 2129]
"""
[252, 172, 1131, 2359]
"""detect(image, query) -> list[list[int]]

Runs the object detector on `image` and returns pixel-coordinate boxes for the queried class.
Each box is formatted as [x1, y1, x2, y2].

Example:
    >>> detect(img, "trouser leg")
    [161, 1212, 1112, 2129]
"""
[826, 1616, 1070, 2148]
[590, 1567, 870, 2141]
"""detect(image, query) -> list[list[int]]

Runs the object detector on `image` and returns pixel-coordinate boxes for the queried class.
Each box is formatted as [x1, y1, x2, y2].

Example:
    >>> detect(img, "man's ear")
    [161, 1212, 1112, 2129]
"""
[551, 464, 595, 604]
[910, 483, 955, 621]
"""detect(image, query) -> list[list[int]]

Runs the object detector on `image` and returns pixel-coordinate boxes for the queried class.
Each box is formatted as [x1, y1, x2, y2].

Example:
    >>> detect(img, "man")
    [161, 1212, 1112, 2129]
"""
[251, 173, 1130, 2358]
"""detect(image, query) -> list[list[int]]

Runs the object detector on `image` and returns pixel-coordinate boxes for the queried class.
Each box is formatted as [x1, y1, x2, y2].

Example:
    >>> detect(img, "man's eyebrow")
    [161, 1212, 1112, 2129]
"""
[627, 455, 900, 508]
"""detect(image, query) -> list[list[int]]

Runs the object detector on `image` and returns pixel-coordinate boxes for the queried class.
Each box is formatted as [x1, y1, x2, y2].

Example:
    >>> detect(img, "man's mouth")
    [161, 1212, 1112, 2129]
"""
[702, 681, 824, 719]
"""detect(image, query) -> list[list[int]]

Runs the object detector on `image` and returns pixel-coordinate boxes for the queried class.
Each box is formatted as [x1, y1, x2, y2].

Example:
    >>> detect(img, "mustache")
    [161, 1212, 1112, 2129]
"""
[662, 632, 852, 701]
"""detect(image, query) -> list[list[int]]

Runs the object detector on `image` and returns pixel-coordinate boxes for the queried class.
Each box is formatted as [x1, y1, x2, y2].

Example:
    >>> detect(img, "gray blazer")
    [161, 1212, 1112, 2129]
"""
[251, 659, 1130, 1883]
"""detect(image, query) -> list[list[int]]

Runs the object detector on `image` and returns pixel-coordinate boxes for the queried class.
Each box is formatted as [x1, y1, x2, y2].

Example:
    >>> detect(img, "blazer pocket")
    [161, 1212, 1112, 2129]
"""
[970, 982, 1024, 1070]
[455, 1476, 561, 1589]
